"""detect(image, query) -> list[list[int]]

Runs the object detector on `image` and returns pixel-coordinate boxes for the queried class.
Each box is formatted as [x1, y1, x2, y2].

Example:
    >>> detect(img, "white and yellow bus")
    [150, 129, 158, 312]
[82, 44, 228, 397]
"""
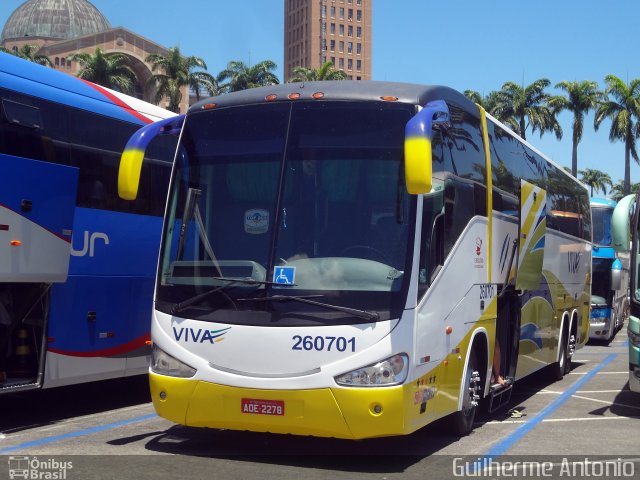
[118, 81, 591, 438]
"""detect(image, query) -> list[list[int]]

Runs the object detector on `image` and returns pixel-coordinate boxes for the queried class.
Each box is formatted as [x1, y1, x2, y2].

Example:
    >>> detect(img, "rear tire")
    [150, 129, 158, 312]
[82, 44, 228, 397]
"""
[452, 349, 480, 436]
[553, 330, 568, 381]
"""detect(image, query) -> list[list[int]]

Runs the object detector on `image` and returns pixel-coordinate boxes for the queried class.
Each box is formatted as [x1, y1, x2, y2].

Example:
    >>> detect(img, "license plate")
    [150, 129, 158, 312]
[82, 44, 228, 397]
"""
[241, 398, 285, 416]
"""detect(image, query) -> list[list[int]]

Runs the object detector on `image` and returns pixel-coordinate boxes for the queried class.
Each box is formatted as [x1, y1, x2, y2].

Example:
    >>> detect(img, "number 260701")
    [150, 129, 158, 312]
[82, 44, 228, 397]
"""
[292, 335, 356, 352]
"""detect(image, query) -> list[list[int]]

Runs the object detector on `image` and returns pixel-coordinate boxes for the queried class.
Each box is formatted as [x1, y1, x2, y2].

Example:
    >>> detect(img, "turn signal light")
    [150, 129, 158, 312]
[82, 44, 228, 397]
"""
[10, 240, 21, 246]
[380, 96, 398, 102]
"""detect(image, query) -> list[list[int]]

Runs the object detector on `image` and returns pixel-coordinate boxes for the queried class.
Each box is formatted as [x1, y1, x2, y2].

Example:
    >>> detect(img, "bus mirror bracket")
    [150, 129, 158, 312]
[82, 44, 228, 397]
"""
[118, 114, 185, 201]
[404, 100, 450, 195]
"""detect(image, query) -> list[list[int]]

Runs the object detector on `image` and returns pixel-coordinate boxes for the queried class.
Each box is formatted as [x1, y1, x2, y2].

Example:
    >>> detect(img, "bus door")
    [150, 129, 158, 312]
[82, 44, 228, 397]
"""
[492, 180, 546, 410]
[0, 154, 78, 392]
[513, 180, 547, 372]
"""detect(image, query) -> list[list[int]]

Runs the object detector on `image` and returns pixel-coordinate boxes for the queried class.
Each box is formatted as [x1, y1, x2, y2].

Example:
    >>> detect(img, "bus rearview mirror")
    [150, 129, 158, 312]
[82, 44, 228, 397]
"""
[404, 100, 449, 195]
[611, 194, 636, 254]
[611, 260, 623, 292]
[118, 115, 185, 200]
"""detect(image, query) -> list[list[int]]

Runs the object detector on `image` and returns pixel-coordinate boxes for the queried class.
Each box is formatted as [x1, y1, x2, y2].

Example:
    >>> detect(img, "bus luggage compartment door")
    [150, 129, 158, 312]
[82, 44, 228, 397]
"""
[0, 154, 78, 282]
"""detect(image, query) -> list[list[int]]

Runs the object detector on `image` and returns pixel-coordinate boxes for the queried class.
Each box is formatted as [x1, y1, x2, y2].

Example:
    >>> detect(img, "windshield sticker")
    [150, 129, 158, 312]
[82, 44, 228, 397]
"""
[245, 209, 269, 234]
[273, 266, 296, 286]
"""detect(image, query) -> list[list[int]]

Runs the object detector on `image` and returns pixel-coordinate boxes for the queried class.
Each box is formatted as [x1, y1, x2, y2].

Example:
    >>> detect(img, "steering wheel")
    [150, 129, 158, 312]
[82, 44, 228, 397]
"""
[340, 245, 390, 264]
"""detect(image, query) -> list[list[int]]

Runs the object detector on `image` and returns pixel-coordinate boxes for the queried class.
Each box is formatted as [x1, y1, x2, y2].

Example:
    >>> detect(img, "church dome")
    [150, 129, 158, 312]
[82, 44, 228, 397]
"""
[1, 0, 111, 42]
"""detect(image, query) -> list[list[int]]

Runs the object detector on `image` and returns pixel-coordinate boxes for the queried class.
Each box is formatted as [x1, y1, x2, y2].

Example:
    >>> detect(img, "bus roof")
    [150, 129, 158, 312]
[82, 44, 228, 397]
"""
[190, 80, 477, 114]
[0, 51, 173, 124]
[590, 198, 616, 208]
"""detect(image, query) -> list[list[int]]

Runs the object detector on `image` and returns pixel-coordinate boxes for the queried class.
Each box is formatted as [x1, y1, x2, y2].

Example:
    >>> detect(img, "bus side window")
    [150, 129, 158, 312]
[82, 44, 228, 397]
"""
[0, 89, 72, 168]
[443, 179, 475, 258]
[0, 97, 49, 162]
[418, 191, 444, 298]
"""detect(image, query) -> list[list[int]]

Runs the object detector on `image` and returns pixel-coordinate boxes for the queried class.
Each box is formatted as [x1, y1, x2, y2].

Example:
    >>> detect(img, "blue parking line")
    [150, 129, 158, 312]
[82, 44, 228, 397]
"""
[484, 353, 618, 458]
[0, 413, 157, 454]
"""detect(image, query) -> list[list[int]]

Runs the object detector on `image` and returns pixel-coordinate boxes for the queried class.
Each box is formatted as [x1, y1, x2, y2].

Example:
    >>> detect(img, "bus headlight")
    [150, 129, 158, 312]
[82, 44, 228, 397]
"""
[628, 328, 640, 348]
[150, 344, 196, 378]
[334, 354, 409, 387]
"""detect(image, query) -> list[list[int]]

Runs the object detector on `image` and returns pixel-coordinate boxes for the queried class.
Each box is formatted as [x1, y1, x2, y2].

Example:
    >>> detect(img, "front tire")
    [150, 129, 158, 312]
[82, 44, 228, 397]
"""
[452, 350, 481, 435]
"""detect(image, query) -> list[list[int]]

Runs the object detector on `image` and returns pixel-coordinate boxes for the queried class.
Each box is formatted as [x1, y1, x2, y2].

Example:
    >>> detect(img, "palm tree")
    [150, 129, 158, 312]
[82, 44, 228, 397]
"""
[217, 60, 279, 92]
[68, 48, 137, 94]
[610, 179, 640, 202]
[491, 79, 562, 141]
[288, 61, 347, 82]
[549, 80, 602, 177]
[146, 46, 218, 113]
[578, 168, 613, 197]
[1, 44, 52, 67]
[463, 90, 499, 112]
[594, 75, 640, 195]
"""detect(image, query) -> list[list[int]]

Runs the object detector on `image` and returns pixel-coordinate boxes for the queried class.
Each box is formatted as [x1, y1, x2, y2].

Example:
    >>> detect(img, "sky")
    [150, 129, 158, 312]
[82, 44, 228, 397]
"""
[1, 0, 640, 194]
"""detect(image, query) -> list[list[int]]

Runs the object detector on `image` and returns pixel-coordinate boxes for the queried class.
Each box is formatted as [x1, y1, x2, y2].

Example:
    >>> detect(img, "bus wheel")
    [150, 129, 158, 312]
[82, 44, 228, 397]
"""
[565, 334, 576, 375]
[553, 330, 568, 380]
[453, 350, 481, 435]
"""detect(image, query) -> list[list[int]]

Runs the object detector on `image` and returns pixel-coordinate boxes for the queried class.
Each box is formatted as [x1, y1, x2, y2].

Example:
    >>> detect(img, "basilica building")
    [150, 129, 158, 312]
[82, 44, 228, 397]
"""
[1, 0, 189, 112]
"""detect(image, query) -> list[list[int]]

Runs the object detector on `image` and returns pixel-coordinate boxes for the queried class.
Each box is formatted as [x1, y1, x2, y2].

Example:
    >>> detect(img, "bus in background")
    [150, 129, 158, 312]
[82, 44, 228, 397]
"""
[612, 195, 640, 392]
[0, 52, 176, 394]
[119, 81, 591, 438]
[589, 198, 629, 341]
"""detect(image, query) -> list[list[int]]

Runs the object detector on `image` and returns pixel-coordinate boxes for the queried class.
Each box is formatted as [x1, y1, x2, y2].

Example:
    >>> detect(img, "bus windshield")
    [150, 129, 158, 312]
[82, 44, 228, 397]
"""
[592, 206, 613, 246]
[156, 101, 416, 325]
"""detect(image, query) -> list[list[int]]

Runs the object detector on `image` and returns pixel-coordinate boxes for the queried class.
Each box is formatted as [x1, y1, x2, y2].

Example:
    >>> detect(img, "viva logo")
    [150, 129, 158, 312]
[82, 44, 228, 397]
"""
[172, 326, 231, 344]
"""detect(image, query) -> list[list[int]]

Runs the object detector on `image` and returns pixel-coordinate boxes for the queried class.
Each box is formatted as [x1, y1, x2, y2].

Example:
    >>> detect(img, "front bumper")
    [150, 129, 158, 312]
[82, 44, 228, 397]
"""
[588, 310, 613, 339]
[149, 373, 412, 439]
[629, 367, 640, 393]
[629, 326, 640, 393]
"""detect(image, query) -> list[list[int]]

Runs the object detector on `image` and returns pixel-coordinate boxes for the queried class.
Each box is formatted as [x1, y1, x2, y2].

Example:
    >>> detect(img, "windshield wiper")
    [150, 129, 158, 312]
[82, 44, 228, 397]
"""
[171, 277, 287, 315]
[237, 294, 380, 321]
[176, 187, 223, 277]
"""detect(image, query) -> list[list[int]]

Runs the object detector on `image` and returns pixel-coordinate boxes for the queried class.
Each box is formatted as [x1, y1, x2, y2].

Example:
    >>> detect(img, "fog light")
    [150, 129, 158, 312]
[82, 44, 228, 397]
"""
[159, 391, 167, 400]
[372, 404, 382, 414]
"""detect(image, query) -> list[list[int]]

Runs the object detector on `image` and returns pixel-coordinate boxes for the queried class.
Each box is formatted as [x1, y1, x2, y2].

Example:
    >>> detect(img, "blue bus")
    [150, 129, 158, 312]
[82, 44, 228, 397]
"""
[0, 52, 176, 393]
[590, 198, 629, 341]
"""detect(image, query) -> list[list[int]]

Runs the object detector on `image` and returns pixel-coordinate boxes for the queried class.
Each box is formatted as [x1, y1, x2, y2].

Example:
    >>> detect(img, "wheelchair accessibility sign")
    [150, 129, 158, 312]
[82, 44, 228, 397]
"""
[273, 266, 295, 286]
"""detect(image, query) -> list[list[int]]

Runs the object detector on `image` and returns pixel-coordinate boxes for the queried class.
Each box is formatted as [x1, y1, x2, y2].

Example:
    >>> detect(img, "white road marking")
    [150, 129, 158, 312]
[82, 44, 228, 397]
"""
[570, 394, 640, 410]
[568, 371, 628, 375]
[482, 416, 640, 425]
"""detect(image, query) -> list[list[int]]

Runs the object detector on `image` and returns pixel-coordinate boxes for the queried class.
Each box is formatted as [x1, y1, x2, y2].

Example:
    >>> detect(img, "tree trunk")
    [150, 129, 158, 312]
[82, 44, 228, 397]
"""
[571, 129, 579, 177]
[624, 137, 631, 195]
[519, 115, 526, 140]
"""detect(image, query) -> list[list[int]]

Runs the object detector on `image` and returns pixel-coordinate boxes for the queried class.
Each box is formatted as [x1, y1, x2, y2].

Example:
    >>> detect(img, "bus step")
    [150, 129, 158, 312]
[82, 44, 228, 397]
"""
[488, 381, 513, 414]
